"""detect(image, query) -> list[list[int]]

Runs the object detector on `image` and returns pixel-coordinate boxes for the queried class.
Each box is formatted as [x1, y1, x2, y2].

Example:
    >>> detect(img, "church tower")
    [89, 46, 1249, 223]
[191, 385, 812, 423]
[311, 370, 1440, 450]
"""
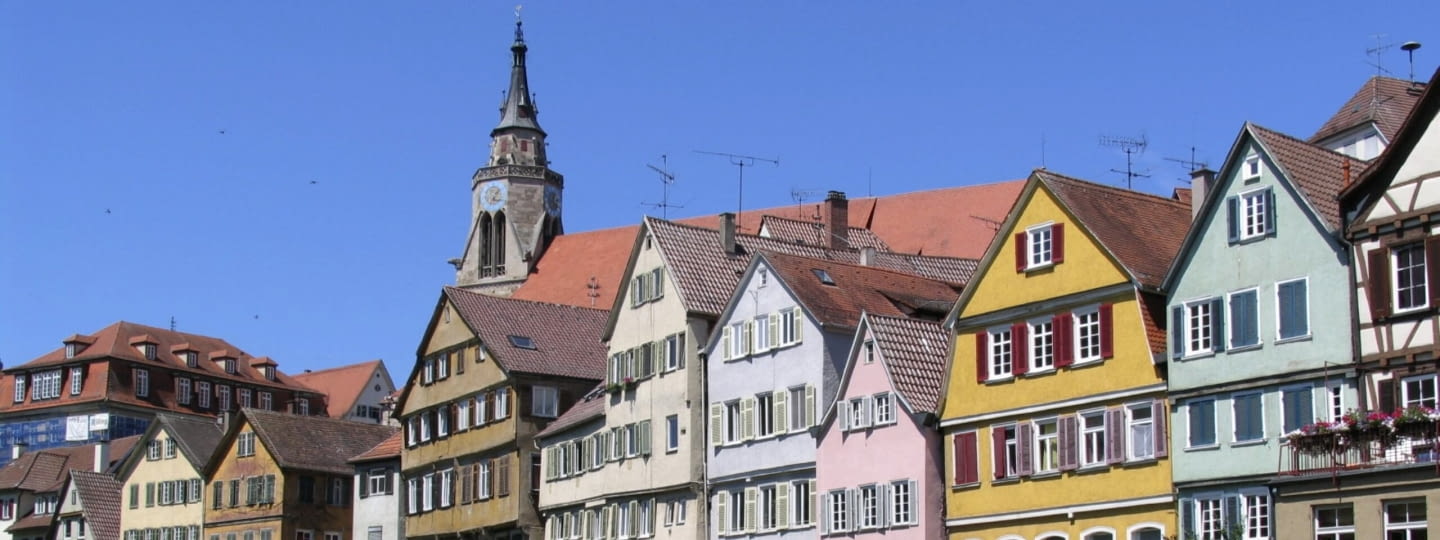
[454, 18, 564, 294]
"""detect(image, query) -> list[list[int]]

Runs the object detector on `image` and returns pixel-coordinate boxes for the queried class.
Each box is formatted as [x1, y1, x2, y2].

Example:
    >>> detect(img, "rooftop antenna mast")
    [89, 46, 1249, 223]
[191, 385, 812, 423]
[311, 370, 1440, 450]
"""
[1164, 146, 1208, 172]
[790, 188, 823, 220]
[642, 154, 682, 219]
[695, 149, 779, 228]
[1098, 134, 1150, 190]
[1402, 41, 1423, 83]
[1366, 34, 1397, 79]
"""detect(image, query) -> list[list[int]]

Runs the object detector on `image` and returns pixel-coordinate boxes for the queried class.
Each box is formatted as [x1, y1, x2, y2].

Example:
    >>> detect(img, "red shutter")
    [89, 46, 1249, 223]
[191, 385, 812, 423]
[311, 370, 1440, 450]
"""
[1427, 237, 1440, 309]
[1099, 303, 1114, 359]
[1011, 323, 1028, 376]
[975, 332, 989, 383]
[1152, 400, 1168, 458]
[1015, 233, 1027, 272]
[1052, 223, 1065, 264]
[953, 432, 978, 485]
[1016, 422, 1033, 477]
[1054, 313, 1073, 368]
[1106, 408, 1125, 465]
[1368, 248, 1392, 320]
[991, 427, 1007, 480]
[1058, 415, 1078, 472]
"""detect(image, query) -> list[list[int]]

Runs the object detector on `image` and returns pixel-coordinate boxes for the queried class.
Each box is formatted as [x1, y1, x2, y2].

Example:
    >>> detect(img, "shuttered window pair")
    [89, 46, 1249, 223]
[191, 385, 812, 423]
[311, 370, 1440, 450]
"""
[1172, 280, 1307, 359]
[1367, 239, 1440, 320]
[710, 385, 815, 447]
[1226, 188, 1277, 243]
[720, 308, 804, 361]
[975, 305, 1114, 383]
[951, 400, 1167, 485]
[1015, 223, 1064, 272]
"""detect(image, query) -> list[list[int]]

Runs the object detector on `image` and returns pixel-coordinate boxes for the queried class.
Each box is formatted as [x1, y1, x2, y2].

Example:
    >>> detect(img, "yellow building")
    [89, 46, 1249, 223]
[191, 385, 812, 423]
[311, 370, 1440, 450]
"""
[116, 415, 223, 540]
[940, 171, 1189, 540]
[201, 409, 396, 540]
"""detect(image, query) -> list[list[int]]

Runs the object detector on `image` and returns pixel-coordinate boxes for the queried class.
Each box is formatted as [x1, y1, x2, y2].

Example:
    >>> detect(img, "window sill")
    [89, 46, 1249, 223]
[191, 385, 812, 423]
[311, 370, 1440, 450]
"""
[1275, 334, 1312, 345]
[991, 477, 1020, 486]
[1227, 343, 1261, 353]
[1022, 368, 1057, 379]
[951, 481, 981, 490]
[1024, 262, 1055, 273]
[1179, 352, 1215, 362]
[1123, 457, 1158, 467]
[1074, 463, 1109, 474]
[1229, 439, 1266, 448]
[983, 376, 1015, 385]
[1028, 471, 1062, 480]
[1184, 443, 1220, 452]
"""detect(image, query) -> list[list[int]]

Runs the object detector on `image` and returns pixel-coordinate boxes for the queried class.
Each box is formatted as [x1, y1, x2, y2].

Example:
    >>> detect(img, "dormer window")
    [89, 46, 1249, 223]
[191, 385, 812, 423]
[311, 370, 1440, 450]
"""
[185, 352, 198, 368]
[141, 344, 157, 361]
[263, 366, 276, 381]
[65, 343, 78, 359]
[1242, 153, 1261, 182]
[224, 359, 236, 375]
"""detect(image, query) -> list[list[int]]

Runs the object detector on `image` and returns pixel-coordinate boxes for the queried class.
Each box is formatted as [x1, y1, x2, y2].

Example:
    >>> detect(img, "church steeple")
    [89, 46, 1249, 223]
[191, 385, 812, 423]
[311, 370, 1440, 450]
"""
[494, 19, 544, 136]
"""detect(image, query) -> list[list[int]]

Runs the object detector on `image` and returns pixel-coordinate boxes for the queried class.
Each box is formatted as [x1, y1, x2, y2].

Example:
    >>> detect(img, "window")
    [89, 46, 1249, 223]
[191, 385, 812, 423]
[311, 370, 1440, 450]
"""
[1233, 392, 1265, 443]
[1127, 403, 1155, 460]
[135, 369, 150, 397]
[827, 489, 850, 532]
[1282, 386, 1314, 434]
[1080, 410, 1106, 466]
[779, 307, 803, 346]
[847, 397, 870, 430]
[296, 397, 310, 415]
[1278, 278, 1309, 340]
[994, 424, 1018, 479]
[238, 388, 252, 409]
[1188, 400, 1216, 448]
[496, 388, 509, 419]
[1029, 319, 1054, 371]
[13, 375, 24, 403]
[788, 386, 812, 430]
[1228, 289, 1260, 349]
[223, 359, 236, 375]
[753, 393, 775, 437]
[30, 370, 62, 400]
[532, 386, 558, 417]
[238, 432, 256, 457]
[1183, 299, 1220, 356]
[69, 367, 83, 395]
[368, 469, 390, 496]
[872, 393, 894, 425]
[890, 480, 915, 525]
[1385, 500, 1427, 540]
[421, 474, 434, 511]
[1195, 497, 1224, 539]
[259, 392, 271, 410]
[723, 321, 750, 360]
[1243, 492, 1271, 539]
[148, 440, 162, 460]
[753, 315, 772, 353]
[1394, 244, 1429, 313]
[1403, 375, 1438, 408]
[323, 534, 339, 540]
[423, 358, 435, 385]
[1023, 223, 1057, 269]
[176, 378, 191, 405]
[197, 382, 211, 408]
[1326, 384, 1345, 423]
[1034, 419, 1059, 473]
[457, 400, 471, 431]
[1315, 505, 1354, 540]
[1242, 153, 1261, 180]
[405, 478, 418, 514]
[295, 531, 312, 540]
[666, 415, 679, 452]
[858, 485, 880, 529]
[985, 327, 1013, 379]
[791, 480, 812, 527]
[758, 485, 777, 531]
[477, 461, 492, 499]
[1074, 307, 1102, 363]
[438, 470, 452, 508]
[217, 385, 230, 411]
[1235, 189, 1272, 241]
[723, 401, 742, 444]
[664, 333, 685, 372]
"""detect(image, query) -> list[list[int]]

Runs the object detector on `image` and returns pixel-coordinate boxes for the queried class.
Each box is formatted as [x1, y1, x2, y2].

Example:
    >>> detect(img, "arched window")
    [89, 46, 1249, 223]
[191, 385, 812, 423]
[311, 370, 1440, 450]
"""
[1127, 525, 1163, 540]
[492, 210, 507, 274]
[479, 214, 493, 277]
[1080, 528, 1116, 540]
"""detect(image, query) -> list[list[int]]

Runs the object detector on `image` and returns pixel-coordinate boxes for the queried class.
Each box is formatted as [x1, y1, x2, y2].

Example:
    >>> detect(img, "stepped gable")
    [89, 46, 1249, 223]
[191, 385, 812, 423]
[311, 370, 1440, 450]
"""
[1249, 123, 1369, 231]
[1311, 75, 1426, 144]
[444, 287, 610, 381]
[865, 314, 949, 415]
[241, 408, 396, 475]
[762, 252, 960, 331]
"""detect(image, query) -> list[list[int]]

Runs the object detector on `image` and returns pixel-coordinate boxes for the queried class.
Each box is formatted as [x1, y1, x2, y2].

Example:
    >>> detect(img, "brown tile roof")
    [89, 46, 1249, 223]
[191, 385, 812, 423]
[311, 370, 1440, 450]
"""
[761, 253, 960, 331]
[5, 513, 52, 532]
[290, 360, 387, 420]
[154, 414, 223, 470]
[1035, 170, 1191, 289]
[444, 287, 610, 380]
[534, 387, 606, 440]
[1249, 123, 1369, 232]
[1343, 68, 1440, 229]
[511, 224, 641, 309]
[757, 215, 890, 251]
[865, 314, 949, 415]
[241, 408, 397, 475]
[1172, 188, 1193, 205]
[348, 430, 402, 463]
[1310, 76, 1426, 144]
[0, 436, 139, 491]
[1137, 291, 1169, 359]
[70, 470, 123, 540]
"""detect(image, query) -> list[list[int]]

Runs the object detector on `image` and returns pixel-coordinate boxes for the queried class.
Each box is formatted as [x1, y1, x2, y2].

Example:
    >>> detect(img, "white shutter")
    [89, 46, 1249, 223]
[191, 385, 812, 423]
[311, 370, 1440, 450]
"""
[820, 492, 830, 534]
[744, 487, 757, 533]
[793, 309, 804, 343]
[906, 480, 918, 525]
[716, 492, 729, 535]
[721, 327, 732, 361]
[776, 482, 790, 530]
[741, 398, 755, 440]
[773, 390, 788, 434]
[768, 313, 780, 348]
[805, 385, 817, 427]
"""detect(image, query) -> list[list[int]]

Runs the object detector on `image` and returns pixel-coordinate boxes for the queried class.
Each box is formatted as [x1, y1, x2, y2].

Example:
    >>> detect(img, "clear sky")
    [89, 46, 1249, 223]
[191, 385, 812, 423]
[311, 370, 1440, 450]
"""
[2, 1, 1437, 375]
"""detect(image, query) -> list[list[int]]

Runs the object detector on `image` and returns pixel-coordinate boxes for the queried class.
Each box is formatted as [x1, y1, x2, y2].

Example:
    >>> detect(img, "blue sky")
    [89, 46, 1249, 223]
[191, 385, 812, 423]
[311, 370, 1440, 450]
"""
[2, 1, 1437, 375]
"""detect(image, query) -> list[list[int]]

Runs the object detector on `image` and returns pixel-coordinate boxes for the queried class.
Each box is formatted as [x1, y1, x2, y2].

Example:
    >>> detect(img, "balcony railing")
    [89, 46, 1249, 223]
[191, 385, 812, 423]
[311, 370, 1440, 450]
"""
[1280, 418, 1440, 476]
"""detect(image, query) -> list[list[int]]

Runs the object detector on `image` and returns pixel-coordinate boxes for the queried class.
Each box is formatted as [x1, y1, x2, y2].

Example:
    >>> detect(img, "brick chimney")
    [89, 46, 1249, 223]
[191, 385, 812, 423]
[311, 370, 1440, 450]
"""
[824, 191, 849, 249]
[719, 212, 737, 254]
[1190, 168, 1216, 221]
[93, 439, 109, 472]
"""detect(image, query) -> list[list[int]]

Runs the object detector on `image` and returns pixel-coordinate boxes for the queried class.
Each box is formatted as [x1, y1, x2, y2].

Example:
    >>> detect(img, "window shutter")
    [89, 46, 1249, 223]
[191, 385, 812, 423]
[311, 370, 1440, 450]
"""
[838, 400, 849, 431]
[1015, 421, 1033, 477]
[1170, 305, 1184, 360]
[1428, 237, 1440, 309]
[1011, 323, 1028, 376]
[774, 390, 788, 434]
[818, 493, 829, 534]
[805, 385, 816, 427]
[742, 398, 755, 440]
[1209, 298, 1225, 353]
[1106, 408, 1125, 464]
[1015, 232, 1027, 272]
[1179, 498, 1194, 538]
[1224, 495, 1242, 531]
[906, 480, 918, 524]
[776, 482, 790, 529]
[709, 403, 722, 446]
[793, 308, 804, 343]
[1099, 303, 1114, 359]
[1226, 196, 1239, 244]
[954, 432, 978, 485]
[1379, 378, 1398, 415]
[1054, 313, 1073, 368]
[359, 472, 369, 499]
[975, 331, 988, 383]
[1280, 280, 1309, 338]
[1058, 415, 1077, 472]
[1368, 248, 1393, 320]
[639, 420, 651, 456]
[991, 427, 1007, 480]
[1152, 400, 1168, 457]
[720, 327, 732, 361]
[1266, 189, 1278, 237]
[1052, 223, 1065, 264]
[744, 487, 757, 532]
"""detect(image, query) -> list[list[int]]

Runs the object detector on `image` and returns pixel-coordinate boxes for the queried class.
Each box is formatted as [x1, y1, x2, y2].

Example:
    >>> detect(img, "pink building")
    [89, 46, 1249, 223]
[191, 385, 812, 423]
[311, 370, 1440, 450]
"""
[815, 313, 946, 538]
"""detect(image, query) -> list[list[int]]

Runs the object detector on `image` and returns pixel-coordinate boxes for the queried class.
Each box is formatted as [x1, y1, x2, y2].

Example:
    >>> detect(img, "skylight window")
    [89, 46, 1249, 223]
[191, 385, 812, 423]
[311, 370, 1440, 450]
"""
[508, 335, 537, 350]
[812, 269, 835, 286]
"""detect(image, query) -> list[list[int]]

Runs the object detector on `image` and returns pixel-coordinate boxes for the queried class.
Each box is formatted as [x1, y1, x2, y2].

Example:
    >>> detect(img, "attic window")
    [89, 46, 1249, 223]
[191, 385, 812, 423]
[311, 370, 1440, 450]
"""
[812, 269, 836, 286]
[185, 352, 198, 368]
[1243, 154, 1261, 182]
[508, 335, 537, 350]
[141, 344, 157, 361]
[65, 343, 79, 359]
[223, 359, 236, 375]
[263, 366, 275, 381]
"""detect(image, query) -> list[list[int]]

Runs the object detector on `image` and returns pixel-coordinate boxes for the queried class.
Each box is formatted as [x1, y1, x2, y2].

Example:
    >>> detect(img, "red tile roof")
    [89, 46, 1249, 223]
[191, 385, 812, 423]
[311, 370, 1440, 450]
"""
[511, 224, 641, 309]
[70, 470, 123, 540]
[1172, 188, 1193, 205]
[864, 314, 950, 415]
[0, 436, 139, 491]
[761, 253, 960, 331]
[1311, 76, 1427, 145]
[1249, 123, 1368, 232]
[1343, 68, 1440, 230]
[1036, 171, 1191, 289]
[444, 287, 610, 381]
[5, 513, 52, 533]
[534, 386, 606, 440]
[348, 430, 402, 463]
[240, 408, 397, 475]
[291, 360, 387, 420]
[757, 215, 890, 251]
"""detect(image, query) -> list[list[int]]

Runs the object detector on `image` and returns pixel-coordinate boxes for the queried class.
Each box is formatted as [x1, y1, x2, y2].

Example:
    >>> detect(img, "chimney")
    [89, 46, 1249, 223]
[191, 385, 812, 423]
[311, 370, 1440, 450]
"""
[93, 439, 110, 472]
[860, 247, 877, 266]
[719, 212, 737, 254]
[824, 191, 849, 249]
[12, 442, 26, 460]
[1190, 168, 1216, 220]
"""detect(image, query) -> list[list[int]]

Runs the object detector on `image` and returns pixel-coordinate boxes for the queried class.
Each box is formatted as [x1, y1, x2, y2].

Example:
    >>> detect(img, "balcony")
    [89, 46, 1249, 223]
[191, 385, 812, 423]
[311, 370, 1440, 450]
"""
[1280, 412, 1440, 476]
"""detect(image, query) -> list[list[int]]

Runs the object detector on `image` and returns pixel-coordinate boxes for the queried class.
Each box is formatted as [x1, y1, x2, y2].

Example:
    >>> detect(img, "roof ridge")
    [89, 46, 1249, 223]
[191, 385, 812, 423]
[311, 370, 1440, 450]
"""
[443, 286, 609, 313]
[763, 251, 954, 284]
[1248, 122, 1369, 165]
[842, 178, 1027, 201]
[290, 359, 381, 377]
[1036, 170, 1189, 210]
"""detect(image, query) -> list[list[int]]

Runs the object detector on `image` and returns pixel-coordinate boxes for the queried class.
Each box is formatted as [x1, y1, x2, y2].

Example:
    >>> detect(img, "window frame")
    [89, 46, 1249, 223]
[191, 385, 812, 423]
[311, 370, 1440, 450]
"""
[1276, 277, 1311, 342]
[1072, 305, 1102, 364]
[1079, 409, 1106, 468]
[1237, 187, 1271, 241]
[1032, 417, 1060, 474]
[1401, 374, 1438, 409]
[986, 326, 1014, 380]
[1183, 299, 1216, 357]
[1186, 399, 1217, 449]
[1227, 288, 1261, 350]
[532, 386, 559, 418]
[1028, 317, 1055, 373]
[1024, 223, 1055, 270]
[1314, 504, 1355, 540]
[872, 393, 895, 426]
[1392, 242, 1430, 314]
[665, 414, 679, 452]
[1231, 391, 1266, 444]
[1383, 500, 1427, 540]
[1126, 402, 1156, 461]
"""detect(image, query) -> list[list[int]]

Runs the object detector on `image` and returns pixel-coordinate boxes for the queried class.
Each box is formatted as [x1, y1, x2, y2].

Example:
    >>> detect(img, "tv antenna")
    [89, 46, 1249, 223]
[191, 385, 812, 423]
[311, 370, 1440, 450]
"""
[585, 276, 600, 307]
[1164, 146, 1208, 172]
[695, 149, 779, 228]
[1098, 134, 1150, 189]
[642, 154, 682, 219]
[1366, 34, 1398, 79]
[790, 188, 823, 220]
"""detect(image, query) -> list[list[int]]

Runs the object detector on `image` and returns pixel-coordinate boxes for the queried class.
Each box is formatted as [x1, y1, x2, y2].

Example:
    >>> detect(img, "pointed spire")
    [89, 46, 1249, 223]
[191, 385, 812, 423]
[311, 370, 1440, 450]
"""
[494, 13, 544, 136]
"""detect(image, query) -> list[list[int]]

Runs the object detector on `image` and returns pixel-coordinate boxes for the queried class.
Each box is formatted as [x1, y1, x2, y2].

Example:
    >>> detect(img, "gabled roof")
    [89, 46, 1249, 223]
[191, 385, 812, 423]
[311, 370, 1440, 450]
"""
[1311, 75, 1426, 145]
[510, 224, 641, 308]
[1250, 123, 1368, 231]
[156, 414, 223, 471]
[864, 314, 950, 415]
[1343, 68, 1440, 230]
[0, 436, 140, 491]
[70, 470, 123, 540]
[291, 359, 389, 420]
[1036, 170, 1191, 289]
[442, 287, 609, 380]
[534, 386, 606, 440]
[348, 431, 402, 464]
[223, 408, 397, 476]
[757, 215, 890, 251]
[761, 252, 960, 332]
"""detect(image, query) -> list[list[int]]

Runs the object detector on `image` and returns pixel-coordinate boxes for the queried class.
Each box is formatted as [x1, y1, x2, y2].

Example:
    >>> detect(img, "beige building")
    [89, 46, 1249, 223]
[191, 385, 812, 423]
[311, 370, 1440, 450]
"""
[115, 415, 222, 540]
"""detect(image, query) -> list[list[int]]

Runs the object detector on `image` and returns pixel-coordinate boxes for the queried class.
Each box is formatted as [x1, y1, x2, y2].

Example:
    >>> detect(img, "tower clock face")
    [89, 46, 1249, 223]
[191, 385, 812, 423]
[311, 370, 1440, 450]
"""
[479, 181, 508, 212]
[544, 185, 562, 214]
